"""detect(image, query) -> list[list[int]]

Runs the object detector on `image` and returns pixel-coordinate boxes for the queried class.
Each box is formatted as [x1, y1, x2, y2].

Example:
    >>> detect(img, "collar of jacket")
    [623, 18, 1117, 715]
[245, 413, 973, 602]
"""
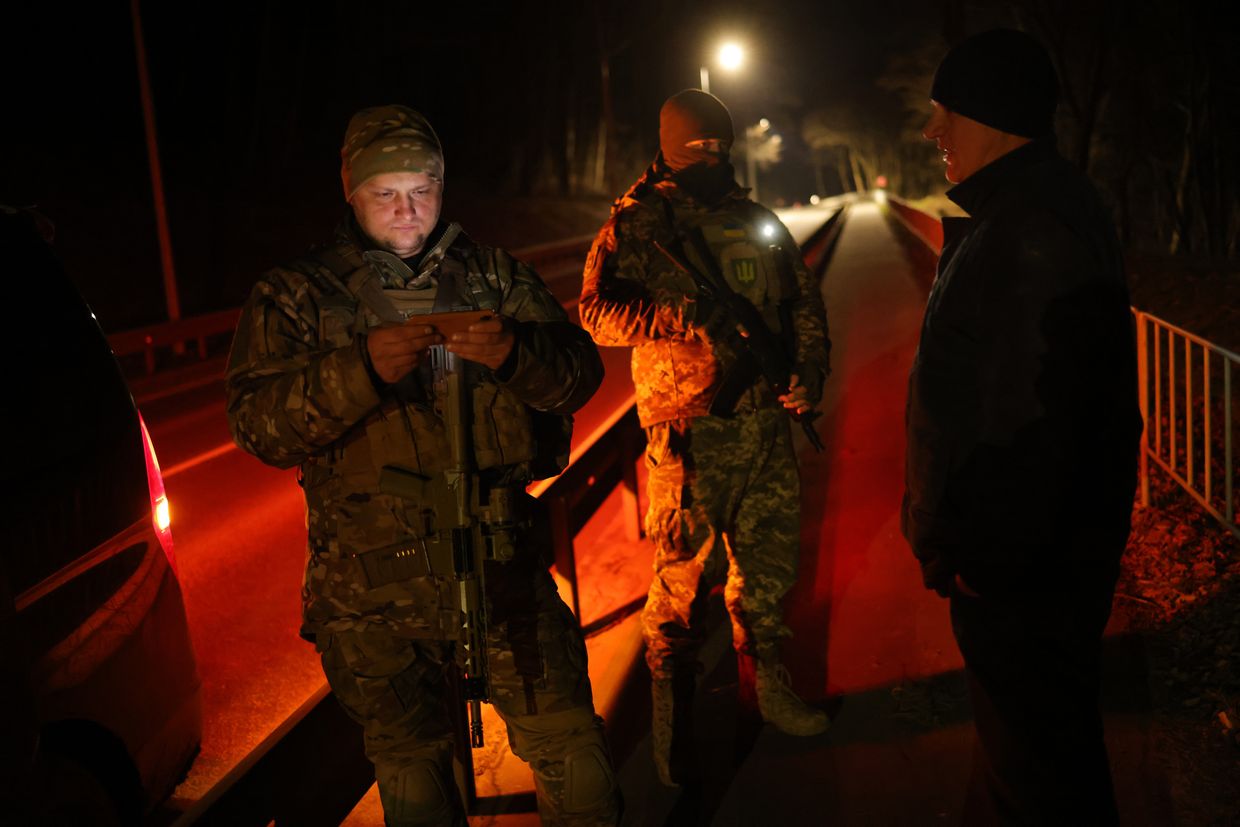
[612, 154, 748, 215]
[946, 138, 1059, 217]
[334, 211, 453, 272]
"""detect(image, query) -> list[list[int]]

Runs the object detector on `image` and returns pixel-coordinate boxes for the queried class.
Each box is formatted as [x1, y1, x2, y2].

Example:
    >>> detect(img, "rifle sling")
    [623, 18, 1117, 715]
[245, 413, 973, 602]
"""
[658, 196, 783, 351]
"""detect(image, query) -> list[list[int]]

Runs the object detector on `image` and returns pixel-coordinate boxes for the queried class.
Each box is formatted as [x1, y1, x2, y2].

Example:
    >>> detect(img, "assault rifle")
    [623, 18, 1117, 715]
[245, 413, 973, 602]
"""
[654, 228, 824, 452]
[437, 345, 491, 748]
[373, 324, 521, 750]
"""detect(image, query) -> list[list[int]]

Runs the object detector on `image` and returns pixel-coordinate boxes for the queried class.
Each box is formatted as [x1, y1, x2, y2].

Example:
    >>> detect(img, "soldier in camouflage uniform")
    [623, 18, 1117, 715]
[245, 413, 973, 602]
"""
[226, 105, 621, 826]
[580, 90, 832, 786]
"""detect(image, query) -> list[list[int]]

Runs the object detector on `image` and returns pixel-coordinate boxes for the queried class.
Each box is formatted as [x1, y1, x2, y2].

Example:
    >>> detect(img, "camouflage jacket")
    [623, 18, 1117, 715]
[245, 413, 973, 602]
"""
[225, 218, 603, 638]
[580, 167, 830, 428]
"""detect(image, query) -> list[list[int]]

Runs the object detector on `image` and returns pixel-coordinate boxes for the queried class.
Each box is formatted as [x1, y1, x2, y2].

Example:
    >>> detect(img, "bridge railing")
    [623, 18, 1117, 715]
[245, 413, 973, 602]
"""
[884, 193, 944, 253]
[1135, 310, 1240, 537]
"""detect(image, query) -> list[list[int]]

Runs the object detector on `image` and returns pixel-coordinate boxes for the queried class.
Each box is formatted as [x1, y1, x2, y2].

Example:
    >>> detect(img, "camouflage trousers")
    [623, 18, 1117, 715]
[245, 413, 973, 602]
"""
[642, 408, 800, 679]
[317, 562, 620, 826]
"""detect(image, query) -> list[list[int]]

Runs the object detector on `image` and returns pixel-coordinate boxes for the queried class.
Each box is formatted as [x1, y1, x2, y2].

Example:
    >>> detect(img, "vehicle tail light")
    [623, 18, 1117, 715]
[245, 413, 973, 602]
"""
[139, 412, 177, 572]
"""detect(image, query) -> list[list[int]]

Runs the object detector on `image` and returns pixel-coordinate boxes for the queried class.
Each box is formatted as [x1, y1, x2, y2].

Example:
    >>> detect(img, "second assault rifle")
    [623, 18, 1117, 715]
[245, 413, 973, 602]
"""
[655, 228, 825, 452]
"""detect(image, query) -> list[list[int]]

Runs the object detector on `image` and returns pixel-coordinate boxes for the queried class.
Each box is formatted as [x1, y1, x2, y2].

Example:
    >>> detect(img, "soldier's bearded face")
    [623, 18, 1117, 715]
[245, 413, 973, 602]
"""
[350, 171, 444, 258]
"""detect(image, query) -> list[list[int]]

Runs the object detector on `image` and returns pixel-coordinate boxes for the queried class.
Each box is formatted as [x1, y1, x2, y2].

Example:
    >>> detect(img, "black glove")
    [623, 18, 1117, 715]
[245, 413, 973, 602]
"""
[688, 292, 731, 338]
[791, 361, 826, 406]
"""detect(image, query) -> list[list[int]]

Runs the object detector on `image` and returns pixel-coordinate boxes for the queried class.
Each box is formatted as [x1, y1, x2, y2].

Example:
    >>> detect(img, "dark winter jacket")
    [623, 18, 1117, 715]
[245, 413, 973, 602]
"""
[902, 140, 1142, 598]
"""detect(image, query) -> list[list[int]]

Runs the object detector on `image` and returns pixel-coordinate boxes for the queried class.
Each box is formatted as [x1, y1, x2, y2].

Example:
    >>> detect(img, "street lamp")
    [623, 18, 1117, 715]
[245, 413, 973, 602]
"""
[700, 41, 744, 94]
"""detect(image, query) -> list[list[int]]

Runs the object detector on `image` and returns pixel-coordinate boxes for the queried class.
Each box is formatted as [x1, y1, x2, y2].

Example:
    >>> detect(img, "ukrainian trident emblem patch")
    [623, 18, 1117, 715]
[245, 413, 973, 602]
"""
[732, 257, 758, 285]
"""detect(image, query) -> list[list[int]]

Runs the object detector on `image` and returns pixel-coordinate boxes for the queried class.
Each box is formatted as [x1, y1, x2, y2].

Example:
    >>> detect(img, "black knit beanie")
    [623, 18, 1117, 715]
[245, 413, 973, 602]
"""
[930, 29, 1059, 139]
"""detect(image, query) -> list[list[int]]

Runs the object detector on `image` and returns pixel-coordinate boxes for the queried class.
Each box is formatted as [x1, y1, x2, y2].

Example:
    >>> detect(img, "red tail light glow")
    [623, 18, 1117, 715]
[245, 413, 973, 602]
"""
[139, 412, 177, 572]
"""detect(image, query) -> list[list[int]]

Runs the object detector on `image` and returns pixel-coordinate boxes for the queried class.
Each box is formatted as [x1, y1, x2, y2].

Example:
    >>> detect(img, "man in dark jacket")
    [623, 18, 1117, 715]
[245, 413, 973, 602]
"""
[903, 30, 1141, 825]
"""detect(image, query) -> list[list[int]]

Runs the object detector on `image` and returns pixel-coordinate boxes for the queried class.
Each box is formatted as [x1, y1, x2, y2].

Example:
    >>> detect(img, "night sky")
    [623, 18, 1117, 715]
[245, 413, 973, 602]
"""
[3, 2, 944, 326]
[4, 1, 1232, 332]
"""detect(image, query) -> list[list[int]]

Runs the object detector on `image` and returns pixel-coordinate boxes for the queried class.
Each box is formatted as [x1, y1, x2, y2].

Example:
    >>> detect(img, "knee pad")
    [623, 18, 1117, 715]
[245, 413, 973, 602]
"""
[378, 759, 461, 827]
[562, 741, 619, 817]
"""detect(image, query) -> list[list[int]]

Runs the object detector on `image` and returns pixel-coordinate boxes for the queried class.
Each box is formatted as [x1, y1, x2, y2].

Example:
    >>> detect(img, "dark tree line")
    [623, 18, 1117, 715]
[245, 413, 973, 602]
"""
[5, 1, 1231, 332]
[1007, 0, 1238, 257]
[809, 0, 1239, 259]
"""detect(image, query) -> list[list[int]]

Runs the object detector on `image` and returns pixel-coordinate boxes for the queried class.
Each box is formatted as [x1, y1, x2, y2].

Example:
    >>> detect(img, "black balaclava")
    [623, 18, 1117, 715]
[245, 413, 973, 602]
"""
[659, 89, 737, 204]
[930, 28, 1059, 138]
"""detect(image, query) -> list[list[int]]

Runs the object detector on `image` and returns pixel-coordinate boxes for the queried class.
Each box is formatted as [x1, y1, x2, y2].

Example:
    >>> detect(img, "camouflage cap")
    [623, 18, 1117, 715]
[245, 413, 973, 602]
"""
[340, 105, 444, 199]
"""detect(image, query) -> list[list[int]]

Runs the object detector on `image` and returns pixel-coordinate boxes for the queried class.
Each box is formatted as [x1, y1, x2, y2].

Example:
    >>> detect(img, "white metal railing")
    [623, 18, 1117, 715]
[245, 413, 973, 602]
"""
[1135, 309, 1240, 537]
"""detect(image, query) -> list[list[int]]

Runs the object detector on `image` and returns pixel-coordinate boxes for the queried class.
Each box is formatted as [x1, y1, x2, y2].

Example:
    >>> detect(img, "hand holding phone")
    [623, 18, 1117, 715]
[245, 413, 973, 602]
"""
[439, 312, 515, 371]
[405, 309, 495, 338]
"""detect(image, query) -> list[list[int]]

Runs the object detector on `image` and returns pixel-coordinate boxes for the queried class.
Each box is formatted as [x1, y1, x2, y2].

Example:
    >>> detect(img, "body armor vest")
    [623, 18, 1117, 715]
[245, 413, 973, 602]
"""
[669, 207, 799, 336]
[305, 230, 545, 485]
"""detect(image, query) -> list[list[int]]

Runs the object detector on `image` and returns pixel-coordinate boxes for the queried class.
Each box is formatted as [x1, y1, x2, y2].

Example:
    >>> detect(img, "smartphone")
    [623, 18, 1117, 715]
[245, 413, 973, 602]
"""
[404, 309, 495, 338]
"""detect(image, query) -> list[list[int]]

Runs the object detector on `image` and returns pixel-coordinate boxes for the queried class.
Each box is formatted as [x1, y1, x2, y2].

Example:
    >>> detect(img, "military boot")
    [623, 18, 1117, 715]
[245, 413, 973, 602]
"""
[650, 665, 698, 787]
[651, 678, 678, 787]
[755, 660, 829, 736]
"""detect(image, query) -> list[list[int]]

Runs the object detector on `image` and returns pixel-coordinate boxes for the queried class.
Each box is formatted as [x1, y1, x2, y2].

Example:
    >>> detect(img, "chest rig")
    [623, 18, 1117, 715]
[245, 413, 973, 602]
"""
[309, 224, 540, 479]
[304, 225, 547, 589]
[660, 198, 798, 335]
[651, 194, 806, 418]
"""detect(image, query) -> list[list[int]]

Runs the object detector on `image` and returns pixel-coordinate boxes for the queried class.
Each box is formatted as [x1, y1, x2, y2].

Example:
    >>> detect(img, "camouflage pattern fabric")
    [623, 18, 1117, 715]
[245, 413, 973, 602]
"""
[225, 217, 603, 640]
[641, 409, 800, 676]
[318, 561, 620, 825]
[341, 104, 445, 198]
[580, 165, 830, 428]
[581, 167, 826, 677]
[227, 212, 616, 823]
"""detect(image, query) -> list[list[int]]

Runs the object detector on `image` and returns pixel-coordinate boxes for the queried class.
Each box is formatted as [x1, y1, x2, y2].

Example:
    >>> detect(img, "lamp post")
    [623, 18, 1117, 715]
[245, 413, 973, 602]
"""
[744, 118, 781, 204]
[700, 41, 744, 95]
[130, 0, 181, 336]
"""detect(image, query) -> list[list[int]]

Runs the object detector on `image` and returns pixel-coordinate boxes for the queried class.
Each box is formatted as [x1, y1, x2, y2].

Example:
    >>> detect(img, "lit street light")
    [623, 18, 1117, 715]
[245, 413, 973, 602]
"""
[700, 41, 744, 94]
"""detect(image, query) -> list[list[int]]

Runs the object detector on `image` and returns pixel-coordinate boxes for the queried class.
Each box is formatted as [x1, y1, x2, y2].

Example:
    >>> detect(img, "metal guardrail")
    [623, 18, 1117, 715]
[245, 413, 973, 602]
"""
[1135, 310, 1240, 537]
[884, 193, 945, 254]
[799, 202, 849, 275]
[107, 236, 597, 375]
[109, 307, 240, 375]
[531, 400, 646, 633]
